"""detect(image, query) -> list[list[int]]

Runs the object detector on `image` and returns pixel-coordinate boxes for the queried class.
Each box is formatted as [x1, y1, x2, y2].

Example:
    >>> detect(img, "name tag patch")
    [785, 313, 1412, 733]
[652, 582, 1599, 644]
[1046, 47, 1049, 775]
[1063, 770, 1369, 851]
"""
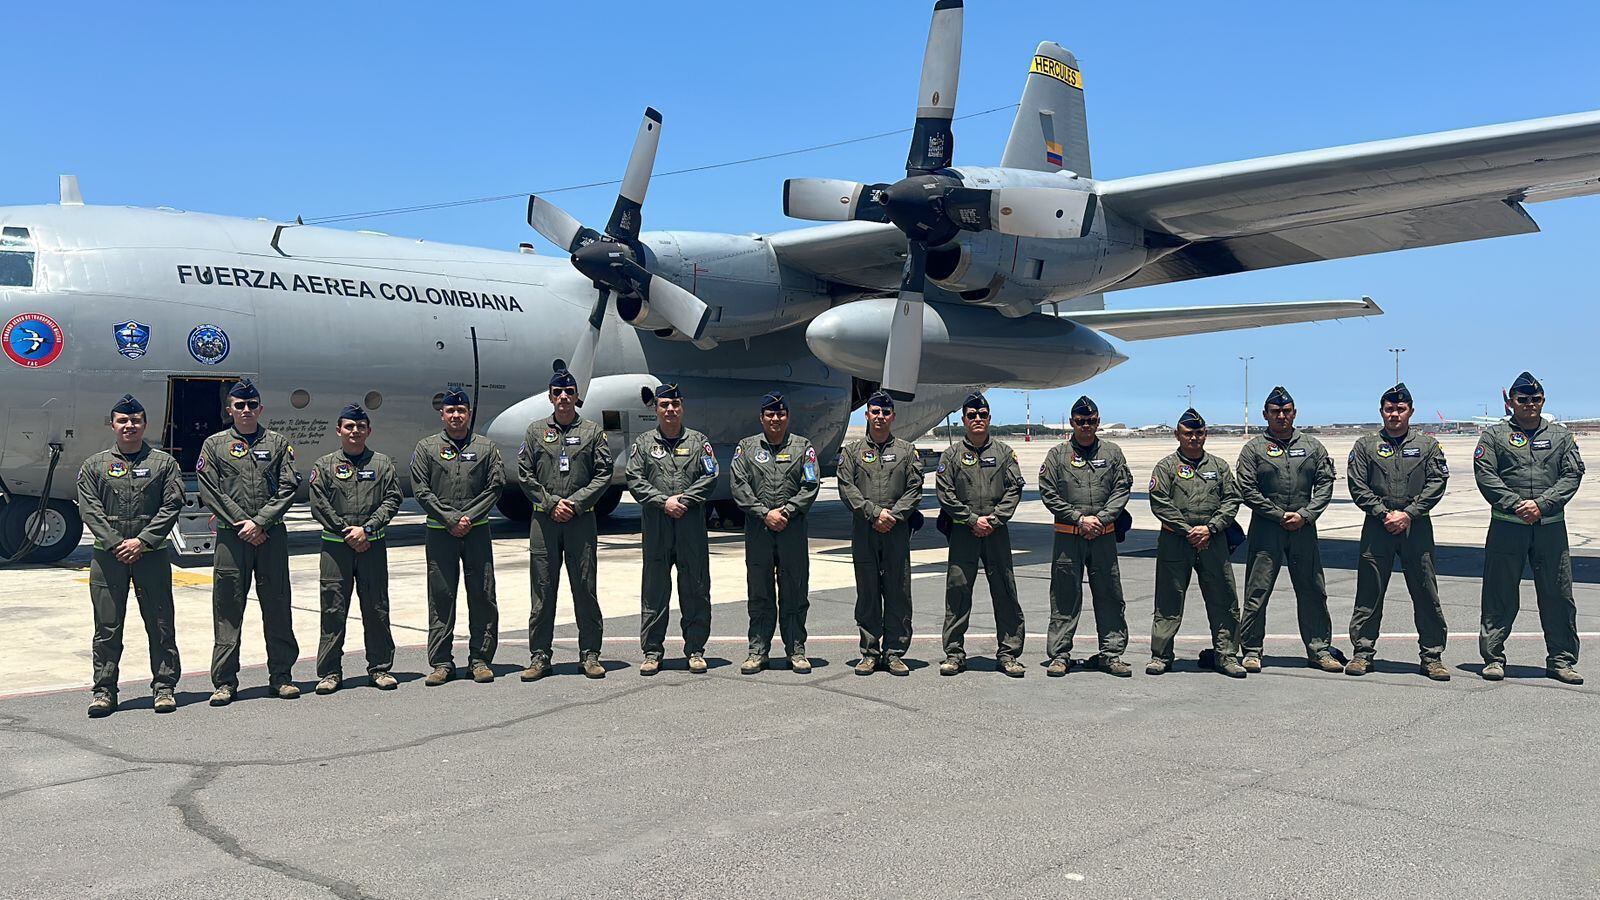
[132, 467, 151, 479]
[564, 436, 580, 446]
[357, 470, 377, 481]
[461, 452, 478, 461]
[1200, 471, 1219, 481]
[1287, 448, 1307, 457]
[1532, 440, 1552, 450]
[882, 453, 897, 462]
[1090, 459, 1109, 469]
[252, 449, 271, 461]
[1401, 447, 1422, 458]
[980, 456, 998, 468]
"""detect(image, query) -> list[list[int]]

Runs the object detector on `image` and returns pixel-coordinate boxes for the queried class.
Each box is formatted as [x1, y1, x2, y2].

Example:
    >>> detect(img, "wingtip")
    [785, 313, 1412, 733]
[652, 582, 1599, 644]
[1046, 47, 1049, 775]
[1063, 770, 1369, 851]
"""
[933, 0, 962, 10]
[644, 106, 663, 123]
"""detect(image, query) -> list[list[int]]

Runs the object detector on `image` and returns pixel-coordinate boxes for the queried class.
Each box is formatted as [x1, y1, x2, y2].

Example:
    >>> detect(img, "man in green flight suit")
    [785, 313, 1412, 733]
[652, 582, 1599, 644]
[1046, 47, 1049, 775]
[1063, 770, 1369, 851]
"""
[936, 392, 1026, 677]
[1146, 409, 1247, 677]
[1344, 383, 1451, 681]
[517, 364, 613, 682]
[625, 383, 717, 675]
[1037, 395, 1132, 677]
[1236, 385, 1342, 673]
[410, 386, 505, 686]
[731, 391, 821, 675]
[308, 403, 403, 694]
[1475, 371, 1586, 684]
[197, 378, 301, 705]
[78, 394, 185, 717]
[836, 390, 922, 676]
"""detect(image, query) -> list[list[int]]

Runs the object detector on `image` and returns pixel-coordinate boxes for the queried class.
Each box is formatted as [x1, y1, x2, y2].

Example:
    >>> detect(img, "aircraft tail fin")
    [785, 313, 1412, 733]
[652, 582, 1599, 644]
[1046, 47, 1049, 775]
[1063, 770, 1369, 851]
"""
[1000, 43, 1091, 176]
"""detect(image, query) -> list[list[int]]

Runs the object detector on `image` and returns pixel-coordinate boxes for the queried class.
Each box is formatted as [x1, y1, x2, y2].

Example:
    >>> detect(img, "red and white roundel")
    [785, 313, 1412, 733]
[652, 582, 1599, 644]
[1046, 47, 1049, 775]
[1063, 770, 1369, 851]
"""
[2, 313, 65, 368]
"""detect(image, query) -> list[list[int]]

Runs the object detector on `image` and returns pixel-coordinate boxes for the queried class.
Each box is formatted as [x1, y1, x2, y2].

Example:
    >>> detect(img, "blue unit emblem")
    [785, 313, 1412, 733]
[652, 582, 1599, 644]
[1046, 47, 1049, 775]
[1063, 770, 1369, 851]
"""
[187, 324, 230, 366]
[114, 321, 151, 360]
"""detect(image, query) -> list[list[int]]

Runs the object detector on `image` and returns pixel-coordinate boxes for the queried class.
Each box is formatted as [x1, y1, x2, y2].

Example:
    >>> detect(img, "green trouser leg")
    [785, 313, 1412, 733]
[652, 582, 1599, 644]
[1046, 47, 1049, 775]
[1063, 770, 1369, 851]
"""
[1480, 520, 1580, 669]
[1151, 531, 1240, 663]
[528, 511, 602, 661]
[1239, 521, 1331, 657]
[1350, 517, 1446, 663]
[942, 526, 1024, 661]
[640, 512, 712, 658]
[425, 526, 498, 670]
[1046, 532, 1128, 660]
[211, 525, 298, 688]
[316, 540, 394, 677]
[89, 548, 180, 694]
[745, 518, 812, 657]
[853, 521, 913, 659]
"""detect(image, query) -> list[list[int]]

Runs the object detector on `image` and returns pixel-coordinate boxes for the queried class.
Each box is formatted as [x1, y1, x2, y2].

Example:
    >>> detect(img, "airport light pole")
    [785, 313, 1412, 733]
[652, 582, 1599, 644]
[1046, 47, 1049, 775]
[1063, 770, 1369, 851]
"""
[1388, 347, 1405, 383]
[1238, 356, 1254, 436]
[1185, 384, 1195, 408]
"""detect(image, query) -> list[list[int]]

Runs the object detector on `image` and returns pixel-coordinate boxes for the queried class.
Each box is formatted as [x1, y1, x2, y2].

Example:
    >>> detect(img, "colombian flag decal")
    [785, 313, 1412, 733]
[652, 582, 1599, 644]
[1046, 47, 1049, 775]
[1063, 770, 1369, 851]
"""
[1045, 140, 1064, 167]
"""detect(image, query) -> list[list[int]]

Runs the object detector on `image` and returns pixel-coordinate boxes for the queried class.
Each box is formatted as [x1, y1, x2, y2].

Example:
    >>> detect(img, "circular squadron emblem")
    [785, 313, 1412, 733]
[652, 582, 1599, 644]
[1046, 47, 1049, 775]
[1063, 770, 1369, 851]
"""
[229, 441, 248, 458]
[960, 451, 976, 466]
[334, 462, 354, 480]
[861, 449, 878, 463]
[107, 460, 128, 478]
[440, 446, 458, 461]
[1376, 443, 1395, 459]
[1509, 432, 1529, 448]
[3, 313, 64, 368]
[187, 324, 230, 366]
[1177, 464, 1196, 480]
[755, 449, 770, 463]
[1266, 443, 1285, 457]
[1070, 455, 1086, 468]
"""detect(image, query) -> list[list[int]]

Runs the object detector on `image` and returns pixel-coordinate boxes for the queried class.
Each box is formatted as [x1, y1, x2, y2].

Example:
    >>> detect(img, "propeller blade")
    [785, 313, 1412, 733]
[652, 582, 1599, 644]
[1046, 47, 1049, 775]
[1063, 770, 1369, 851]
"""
[906, 0, 963, 173]
[606, 107, 663, 243]
[527, 195, 598, 253]
[988, 187, 1096, 239]
[630, 263, 712, 344]
[881, 242, 927, 401]
[567, 288, 610, 398]
[782, 178, 893, 223]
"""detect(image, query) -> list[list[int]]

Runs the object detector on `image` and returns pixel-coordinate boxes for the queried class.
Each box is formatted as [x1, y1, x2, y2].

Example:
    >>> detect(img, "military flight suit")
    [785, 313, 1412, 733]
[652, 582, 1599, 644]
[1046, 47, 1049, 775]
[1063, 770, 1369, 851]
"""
[1474, 421, 1586, 669]
[625, 427, 718, 660]
[1038, 437, 1131, 662]
[836, 436, 922, 661]
[731, 431, 820, 658]
[1148, 451, 1243, 664]
[308, 448, 402, 678]
[197, 425, 299, 689]
[936, 439, 1025, 663]
[1346, 430, 1450, 663]
[518, 414, 613, 662]
[410, 432, 505, 672]
[1236, 429, 1336, 658]
[77, 443, 185, 696]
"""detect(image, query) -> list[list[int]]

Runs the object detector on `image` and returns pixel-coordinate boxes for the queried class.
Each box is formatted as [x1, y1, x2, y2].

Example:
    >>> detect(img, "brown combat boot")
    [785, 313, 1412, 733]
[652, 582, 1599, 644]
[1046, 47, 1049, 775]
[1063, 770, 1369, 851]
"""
[1101, 656, 1132, 678]
[938, 656, 965, 676]
[1344, 657, 1372, 677]
[520, 657, 550, 682]
[739, 655, 767, 675]
[1310, 654, 1344, 673]
[885, 656, 910, 676]
[1242, 654, 1262, 673]
[209, 685, 235, 706]
[152, 690, 177, 714]
[371, 672, 399, 690]
[315, 674, 341, 695]
[1420, 660, 1450, 682]
[87, 692, 116, 718]
[1145, 658, 1169, 676]
[854, 656, 877, 676]
[581, 653, 605, 679]
[1481, 662, 1505, 681]
[997, 657, 1025, 678]
[424, 666, 452, 687]
[789, 653, 812, 674]
[687, 654, 708, 674]
[272, 681, 301, 699]
[470, 663, 495, 683]
[1046, 657, 1072, 677]
[1548, 666, 1585, 685]
[639, 656, 662, 677]
[1217, 658, 1247, 678]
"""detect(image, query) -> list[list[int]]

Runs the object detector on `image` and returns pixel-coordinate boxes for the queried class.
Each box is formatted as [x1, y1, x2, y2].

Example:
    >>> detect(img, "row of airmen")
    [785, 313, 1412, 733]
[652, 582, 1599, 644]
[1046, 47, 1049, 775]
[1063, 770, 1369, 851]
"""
[76, 368, 1584, 716]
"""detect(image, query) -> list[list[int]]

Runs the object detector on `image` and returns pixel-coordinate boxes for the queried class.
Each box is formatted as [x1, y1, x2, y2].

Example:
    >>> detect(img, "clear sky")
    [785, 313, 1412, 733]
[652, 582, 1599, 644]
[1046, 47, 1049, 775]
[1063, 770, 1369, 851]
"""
[9, 1, 1598, 427]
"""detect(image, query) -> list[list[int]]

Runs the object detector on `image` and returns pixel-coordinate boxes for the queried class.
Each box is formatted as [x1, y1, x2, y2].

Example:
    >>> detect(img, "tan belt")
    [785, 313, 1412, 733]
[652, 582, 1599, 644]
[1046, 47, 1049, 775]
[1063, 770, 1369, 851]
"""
[1054, 522, 1080, 535]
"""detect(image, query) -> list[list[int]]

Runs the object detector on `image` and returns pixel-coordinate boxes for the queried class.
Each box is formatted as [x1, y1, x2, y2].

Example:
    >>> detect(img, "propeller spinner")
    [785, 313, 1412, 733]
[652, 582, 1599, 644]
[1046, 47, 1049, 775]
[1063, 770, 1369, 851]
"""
[526, 107, 714, 398]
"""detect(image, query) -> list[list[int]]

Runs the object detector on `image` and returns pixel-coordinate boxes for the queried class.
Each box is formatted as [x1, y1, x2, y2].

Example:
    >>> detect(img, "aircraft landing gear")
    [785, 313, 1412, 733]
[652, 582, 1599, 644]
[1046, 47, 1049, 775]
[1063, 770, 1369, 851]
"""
[0, 497, 83, 565]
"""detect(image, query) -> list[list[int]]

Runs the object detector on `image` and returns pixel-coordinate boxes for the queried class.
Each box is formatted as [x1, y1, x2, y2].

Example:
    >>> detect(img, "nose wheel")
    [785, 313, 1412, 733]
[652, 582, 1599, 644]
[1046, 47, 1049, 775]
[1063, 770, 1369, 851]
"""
[0, 498, 83, 564]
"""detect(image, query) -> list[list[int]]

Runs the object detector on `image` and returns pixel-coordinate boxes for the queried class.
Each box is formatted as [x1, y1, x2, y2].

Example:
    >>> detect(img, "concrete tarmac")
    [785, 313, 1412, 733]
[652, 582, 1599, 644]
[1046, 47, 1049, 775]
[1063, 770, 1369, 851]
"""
[2, 434, 1597, 897]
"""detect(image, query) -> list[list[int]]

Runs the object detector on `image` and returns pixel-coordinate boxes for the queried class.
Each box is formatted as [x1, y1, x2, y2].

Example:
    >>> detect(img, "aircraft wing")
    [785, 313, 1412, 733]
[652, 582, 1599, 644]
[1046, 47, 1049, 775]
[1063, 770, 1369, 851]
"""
[1099, 110, 1600, 291]
[1066, 297, 1380, 341]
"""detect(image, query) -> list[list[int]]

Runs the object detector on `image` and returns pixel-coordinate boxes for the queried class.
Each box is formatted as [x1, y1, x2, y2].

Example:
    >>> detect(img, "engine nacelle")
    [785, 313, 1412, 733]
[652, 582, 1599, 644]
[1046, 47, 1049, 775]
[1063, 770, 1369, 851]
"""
[639, 232, 831, 342]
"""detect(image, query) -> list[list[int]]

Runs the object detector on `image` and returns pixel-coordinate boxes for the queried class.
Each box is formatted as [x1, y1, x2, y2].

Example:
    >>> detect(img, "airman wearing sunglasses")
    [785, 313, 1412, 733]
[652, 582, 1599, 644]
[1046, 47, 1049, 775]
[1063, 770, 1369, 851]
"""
[1037, 395, 1132, 677]
[517, 364, 613, 681]
[936, 392, 1026, 677]
[1474, 371, 1587, 684]
[196, 378, 302, 704]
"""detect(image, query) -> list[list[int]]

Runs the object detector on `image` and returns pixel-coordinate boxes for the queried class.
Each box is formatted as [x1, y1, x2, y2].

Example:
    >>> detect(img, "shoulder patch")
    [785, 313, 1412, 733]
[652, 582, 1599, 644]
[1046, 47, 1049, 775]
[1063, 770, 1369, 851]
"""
[1474, 444, 1486, 460]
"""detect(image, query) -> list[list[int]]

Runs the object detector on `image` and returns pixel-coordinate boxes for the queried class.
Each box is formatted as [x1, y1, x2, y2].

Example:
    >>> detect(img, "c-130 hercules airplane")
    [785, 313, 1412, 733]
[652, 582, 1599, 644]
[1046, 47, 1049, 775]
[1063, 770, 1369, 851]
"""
[1, 0, 1598, 563]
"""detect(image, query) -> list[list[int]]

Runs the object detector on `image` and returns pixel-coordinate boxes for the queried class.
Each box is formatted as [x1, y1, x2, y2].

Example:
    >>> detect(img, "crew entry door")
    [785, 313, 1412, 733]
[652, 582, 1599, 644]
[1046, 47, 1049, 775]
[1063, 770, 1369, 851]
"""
[162, 377, 232, 473]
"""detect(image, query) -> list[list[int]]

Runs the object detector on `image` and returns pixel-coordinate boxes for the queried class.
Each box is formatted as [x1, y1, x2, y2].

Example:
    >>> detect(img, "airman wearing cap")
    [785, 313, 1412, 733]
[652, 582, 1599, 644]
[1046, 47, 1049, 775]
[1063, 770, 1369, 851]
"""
[730, 391, 821, 674]
[308, 403, 404, 694]
[410, 385, 505, 686]
[1475, 371, 1586, 684]
[197, 378, 302, 704]
[78, 394, 185, 717]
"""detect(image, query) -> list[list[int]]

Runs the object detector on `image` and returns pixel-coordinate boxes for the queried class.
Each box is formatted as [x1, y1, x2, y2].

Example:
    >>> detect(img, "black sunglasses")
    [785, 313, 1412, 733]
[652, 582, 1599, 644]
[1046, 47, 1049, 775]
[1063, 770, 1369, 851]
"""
[1071, 417, 1100, 425]
[964, 410, 990, 420]
[551, 387, 577, 397]
[1511, 395, 1544, 405]
[231, 400, 260, 410]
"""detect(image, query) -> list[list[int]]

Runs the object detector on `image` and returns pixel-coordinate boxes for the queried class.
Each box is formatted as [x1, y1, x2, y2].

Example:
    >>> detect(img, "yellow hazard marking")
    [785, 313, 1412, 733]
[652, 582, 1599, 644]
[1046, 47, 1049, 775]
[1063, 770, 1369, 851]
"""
[1030, 55, 1083, 89]
[73, 570, 211, 588]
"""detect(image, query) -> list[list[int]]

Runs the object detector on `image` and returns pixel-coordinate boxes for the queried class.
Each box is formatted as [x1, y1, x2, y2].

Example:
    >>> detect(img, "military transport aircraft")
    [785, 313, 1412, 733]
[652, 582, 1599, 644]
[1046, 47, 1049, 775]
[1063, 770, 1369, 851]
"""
[1, 0, 1597, 563]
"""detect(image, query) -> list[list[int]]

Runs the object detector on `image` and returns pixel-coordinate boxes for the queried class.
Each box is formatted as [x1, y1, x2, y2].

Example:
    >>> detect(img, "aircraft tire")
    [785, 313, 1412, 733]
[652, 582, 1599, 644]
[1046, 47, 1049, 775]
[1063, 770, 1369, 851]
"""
[1, 498, 83, 564]
[496, 488, 533, 523]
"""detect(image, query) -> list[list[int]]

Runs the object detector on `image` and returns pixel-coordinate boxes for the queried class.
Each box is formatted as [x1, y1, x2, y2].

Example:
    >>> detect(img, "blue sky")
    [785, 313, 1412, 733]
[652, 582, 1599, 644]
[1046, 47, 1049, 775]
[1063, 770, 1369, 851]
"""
[9, 1, 1598, 426]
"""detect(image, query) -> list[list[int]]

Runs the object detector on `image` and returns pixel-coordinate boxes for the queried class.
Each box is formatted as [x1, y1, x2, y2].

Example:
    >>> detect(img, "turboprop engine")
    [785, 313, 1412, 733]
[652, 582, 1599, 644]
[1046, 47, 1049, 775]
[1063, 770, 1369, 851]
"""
[805, 298, 1125, 390]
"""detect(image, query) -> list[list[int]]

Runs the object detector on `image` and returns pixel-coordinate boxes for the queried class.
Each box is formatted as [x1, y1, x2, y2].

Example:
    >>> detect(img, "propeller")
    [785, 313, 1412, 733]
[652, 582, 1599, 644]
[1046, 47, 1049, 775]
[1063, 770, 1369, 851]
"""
[526, 107, 714, 397]
[781, 0, 1092, 399]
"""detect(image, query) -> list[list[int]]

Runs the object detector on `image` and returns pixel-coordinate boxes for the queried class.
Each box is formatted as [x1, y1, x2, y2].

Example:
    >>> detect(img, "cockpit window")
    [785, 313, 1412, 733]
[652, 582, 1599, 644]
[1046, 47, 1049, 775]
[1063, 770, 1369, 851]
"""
[0, 226, 35, 287]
